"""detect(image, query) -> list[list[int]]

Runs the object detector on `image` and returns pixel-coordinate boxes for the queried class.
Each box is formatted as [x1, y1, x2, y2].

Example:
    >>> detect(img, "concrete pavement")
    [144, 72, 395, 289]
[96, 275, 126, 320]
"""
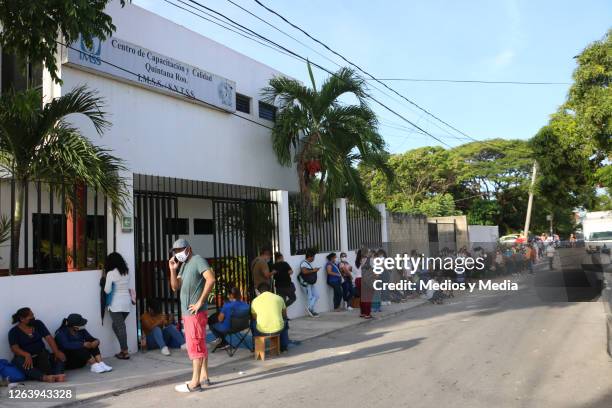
[70, 273, 612, 408]
[0, 295, 428, 407]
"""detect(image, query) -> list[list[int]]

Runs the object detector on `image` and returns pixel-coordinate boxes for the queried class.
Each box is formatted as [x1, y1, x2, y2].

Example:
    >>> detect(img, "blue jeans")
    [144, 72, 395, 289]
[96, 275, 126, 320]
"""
[251, 319, 289, 350]
[304, 284, 319, 312]
[146, 325, 185, 349]
[342, 280, 354, 303]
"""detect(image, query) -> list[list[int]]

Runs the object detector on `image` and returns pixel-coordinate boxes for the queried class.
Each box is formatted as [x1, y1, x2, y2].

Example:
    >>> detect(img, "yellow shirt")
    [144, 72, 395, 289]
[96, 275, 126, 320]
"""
[251, 291, 285, 334]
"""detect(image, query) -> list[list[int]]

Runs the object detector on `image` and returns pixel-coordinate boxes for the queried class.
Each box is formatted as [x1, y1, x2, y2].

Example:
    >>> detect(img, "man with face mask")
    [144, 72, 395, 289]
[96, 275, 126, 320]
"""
[168, 239, 216, 393]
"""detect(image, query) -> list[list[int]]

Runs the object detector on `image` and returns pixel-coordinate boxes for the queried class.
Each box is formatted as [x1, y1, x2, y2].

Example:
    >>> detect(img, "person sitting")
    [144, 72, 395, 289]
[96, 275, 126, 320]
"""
[140, 299, 186, 356]
[250, 282, 289, 352]
[208, 287, 250, 349]
[9, 307, 66, 382]
[55, 313, 112, 373]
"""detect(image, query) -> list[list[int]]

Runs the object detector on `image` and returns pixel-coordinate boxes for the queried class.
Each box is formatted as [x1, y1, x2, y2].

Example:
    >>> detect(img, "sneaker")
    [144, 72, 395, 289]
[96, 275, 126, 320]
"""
[161, 346, 171, 356]
[305, 305, 314, 317]
[100, 362, 113, 372]
[180, 343, 187, 351]
[347, 306, 354, 310]
[91, 362, 106, 374]
[311, 311, 319, 317]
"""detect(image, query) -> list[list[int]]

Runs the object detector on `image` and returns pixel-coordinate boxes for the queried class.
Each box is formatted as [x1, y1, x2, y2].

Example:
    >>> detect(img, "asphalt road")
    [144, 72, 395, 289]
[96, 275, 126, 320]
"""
[79, 272, 612, 408]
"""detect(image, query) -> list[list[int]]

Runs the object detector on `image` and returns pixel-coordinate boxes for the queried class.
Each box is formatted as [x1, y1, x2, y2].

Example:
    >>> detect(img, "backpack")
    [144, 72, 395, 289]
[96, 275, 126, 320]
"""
[298, 261, 317, 285]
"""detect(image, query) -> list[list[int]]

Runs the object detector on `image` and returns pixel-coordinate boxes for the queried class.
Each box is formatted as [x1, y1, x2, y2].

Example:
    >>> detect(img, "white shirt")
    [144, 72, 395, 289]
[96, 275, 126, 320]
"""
[353, 263, 362, 279]
[104, 268, 132, 313]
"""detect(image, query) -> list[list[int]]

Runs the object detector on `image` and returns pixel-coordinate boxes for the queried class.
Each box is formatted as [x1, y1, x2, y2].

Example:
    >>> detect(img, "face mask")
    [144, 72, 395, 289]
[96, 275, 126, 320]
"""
[175, 249, 189, 263]
[340, 257, 347, 262]
[26, 318, 35, 327]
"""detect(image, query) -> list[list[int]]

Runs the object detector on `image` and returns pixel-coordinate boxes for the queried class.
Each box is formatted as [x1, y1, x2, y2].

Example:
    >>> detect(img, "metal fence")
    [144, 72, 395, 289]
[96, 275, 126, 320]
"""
[347, 202, 382, 250]
[0, 178, 113, 276]
[288, 194, 341, 255]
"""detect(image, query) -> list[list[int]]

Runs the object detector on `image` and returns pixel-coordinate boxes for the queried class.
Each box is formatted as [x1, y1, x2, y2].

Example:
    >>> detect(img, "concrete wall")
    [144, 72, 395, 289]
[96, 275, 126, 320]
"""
[49, 1, 298, 193]
[468, 225, 499, 252]
[385, 212, 429, 256]
[0, 268, 138, 361]
[428, 215, 470, 250]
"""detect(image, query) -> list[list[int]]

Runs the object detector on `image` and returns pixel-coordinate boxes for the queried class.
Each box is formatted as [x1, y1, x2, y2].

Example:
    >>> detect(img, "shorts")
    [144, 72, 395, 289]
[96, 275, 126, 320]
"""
[183, 310, 208, 360]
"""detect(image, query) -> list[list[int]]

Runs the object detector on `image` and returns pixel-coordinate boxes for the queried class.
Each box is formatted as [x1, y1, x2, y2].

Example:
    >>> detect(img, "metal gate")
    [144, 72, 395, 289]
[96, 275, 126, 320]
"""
[134, 191, 179, 322]
[212, 198, 279, 307]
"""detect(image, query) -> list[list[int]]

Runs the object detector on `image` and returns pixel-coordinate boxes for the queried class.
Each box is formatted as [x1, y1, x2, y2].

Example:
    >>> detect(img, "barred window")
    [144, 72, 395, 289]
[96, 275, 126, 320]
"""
[258, 101, 276, 121]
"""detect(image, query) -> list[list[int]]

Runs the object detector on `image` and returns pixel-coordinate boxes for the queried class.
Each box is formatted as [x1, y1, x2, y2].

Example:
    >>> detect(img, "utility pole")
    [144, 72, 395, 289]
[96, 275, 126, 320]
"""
[523, 161, 538, 239]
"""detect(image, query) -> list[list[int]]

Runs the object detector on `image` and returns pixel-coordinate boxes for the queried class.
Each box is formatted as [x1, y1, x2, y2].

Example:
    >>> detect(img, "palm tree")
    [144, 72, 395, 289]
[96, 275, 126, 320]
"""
[261, 63, 392, 210]
[0, 85, 128, 275]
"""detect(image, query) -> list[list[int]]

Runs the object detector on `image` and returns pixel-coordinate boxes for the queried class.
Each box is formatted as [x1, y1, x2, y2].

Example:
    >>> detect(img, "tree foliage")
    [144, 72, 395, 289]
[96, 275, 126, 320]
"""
[0, 0, 127, 83]
[0, 86, 129, 274]
[263, 62, 392, 210]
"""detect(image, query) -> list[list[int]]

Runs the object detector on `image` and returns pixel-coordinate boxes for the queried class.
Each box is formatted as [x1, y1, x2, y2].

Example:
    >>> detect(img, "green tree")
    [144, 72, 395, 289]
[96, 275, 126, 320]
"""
[564, 29, 612, 155]
[0, 0, 128, 83]
[262, 63, 392, 210]
[0, 86, 128, 274]
[361, 146, 460, 215]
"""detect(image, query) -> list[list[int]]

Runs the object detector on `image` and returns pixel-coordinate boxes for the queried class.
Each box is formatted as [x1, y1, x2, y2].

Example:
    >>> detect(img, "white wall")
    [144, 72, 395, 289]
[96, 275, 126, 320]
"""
[53, 1, 298, 193]
[283, 250, 357, 319]
[0, 269, 138, 360]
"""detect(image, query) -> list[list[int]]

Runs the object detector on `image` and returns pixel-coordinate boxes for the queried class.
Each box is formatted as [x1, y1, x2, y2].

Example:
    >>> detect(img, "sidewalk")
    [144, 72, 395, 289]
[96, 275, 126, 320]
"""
[0, 298, 427, 407]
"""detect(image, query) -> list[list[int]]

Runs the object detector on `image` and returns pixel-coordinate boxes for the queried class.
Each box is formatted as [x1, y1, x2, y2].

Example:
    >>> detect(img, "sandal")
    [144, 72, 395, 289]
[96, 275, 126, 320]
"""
[115, 352, 130, 360]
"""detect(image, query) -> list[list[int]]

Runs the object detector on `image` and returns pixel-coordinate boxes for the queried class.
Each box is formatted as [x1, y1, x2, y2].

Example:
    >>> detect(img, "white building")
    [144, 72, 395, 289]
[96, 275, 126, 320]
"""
[0, 1, 382, 359]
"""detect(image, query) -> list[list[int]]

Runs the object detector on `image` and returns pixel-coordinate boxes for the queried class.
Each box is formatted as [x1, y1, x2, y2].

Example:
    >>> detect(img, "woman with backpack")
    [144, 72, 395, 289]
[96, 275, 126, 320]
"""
[298, 249, 320, 317]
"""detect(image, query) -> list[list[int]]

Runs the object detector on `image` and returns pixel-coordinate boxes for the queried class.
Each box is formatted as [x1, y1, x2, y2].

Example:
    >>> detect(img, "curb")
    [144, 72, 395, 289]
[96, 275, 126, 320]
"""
[58, 299, 428, 407]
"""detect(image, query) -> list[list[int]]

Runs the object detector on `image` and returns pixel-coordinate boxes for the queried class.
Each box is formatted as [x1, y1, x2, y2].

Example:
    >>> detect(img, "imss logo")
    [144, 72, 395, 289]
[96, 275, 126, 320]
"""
[78, 37, 102, 66]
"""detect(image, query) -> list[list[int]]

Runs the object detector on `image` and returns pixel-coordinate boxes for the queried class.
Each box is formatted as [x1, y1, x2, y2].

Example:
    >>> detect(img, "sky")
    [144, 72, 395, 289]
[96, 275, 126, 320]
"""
[135, 0, 611, 154]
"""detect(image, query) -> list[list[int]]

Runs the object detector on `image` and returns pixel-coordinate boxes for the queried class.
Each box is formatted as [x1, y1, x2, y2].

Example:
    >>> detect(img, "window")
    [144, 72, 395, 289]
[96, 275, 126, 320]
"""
[258, 101, 276, 121]
[1, 52, 42, 93]
[236, 93, 251, 114]
[166, 218, 189, 235]
[193, 219, 214, 235]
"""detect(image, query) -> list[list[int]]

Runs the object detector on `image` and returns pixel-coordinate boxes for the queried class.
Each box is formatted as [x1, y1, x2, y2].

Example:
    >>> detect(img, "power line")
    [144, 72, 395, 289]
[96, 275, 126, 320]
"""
[170, 0, 455, 148]
[369, 78, 570, 85]
[252, 0, 478, 144]
[251, 0, 534, 156]
[223, 0, 468, 146]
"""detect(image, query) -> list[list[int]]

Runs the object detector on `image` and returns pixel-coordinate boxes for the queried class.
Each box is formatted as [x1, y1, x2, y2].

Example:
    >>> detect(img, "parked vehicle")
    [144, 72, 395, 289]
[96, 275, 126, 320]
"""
[499, 234, 519, 246]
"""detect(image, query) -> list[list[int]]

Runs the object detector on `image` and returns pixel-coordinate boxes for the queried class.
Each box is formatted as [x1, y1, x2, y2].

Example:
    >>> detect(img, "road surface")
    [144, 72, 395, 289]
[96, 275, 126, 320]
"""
[80, 272, 612, 408]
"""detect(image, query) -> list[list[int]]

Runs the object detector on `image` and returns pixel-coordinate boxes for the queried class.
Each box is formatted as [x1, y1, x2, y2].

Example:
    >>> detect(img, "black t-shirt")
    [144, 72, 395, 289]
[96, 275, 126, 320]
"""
[8, 320, 50, 355]
[272, 261, 292, 287]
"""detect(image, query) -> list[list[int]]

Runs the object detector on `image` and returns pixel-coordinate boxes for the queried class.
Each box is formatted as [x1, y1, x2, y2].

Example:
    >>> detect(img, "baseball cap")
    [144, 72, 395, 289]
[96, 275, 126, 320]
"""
[171, 238, 190, 252]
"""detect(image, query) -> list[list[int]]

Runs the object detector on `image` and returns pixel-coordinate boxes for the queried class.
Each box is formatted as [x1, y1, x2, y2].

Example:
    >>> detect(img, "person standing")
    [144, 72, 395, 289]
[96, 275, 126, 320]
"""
[358, 249, 375, 319]
[169, 239, 216, 393]
[251, 247, 274, 295]
[326, 253, 343, 311]
[103, 252, 133, 360]
[339, 252, 354, 310]
[298, 249, 320, 317]
[546, 244, 555, 270]
[272, 252, 297, 308]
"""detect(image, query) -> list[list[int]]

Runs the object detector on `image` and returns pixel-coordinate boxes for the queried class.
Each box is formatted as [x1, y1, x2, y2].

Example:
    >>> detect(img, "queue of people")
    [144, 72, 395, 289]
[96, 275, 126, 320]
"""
[4, 241, 397, 388]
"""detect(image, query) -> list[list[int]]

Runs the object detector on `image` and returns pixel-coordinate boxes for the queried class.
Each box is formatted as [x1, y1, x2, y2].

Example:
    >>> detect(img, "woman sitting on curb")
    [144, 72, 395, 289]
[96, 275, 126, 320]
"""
[9, 307, 66, 382]
[140, 299, 186, 355]
[55, 313, 112, 373]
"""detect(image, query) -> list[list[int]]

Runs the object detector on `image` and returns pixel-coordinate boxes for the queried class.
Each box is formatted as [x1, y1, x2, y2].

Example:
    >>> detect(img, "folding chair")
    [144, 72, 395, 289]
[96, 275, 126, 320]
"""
[212, 310, 253, 357]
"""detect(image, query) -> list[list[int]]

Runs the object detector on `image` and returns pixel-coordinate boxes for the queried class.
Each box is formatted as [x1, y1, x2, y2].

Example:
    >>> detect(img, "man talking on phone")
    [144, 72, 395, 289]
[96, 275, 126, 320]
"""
[168, 238, 215, 393]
